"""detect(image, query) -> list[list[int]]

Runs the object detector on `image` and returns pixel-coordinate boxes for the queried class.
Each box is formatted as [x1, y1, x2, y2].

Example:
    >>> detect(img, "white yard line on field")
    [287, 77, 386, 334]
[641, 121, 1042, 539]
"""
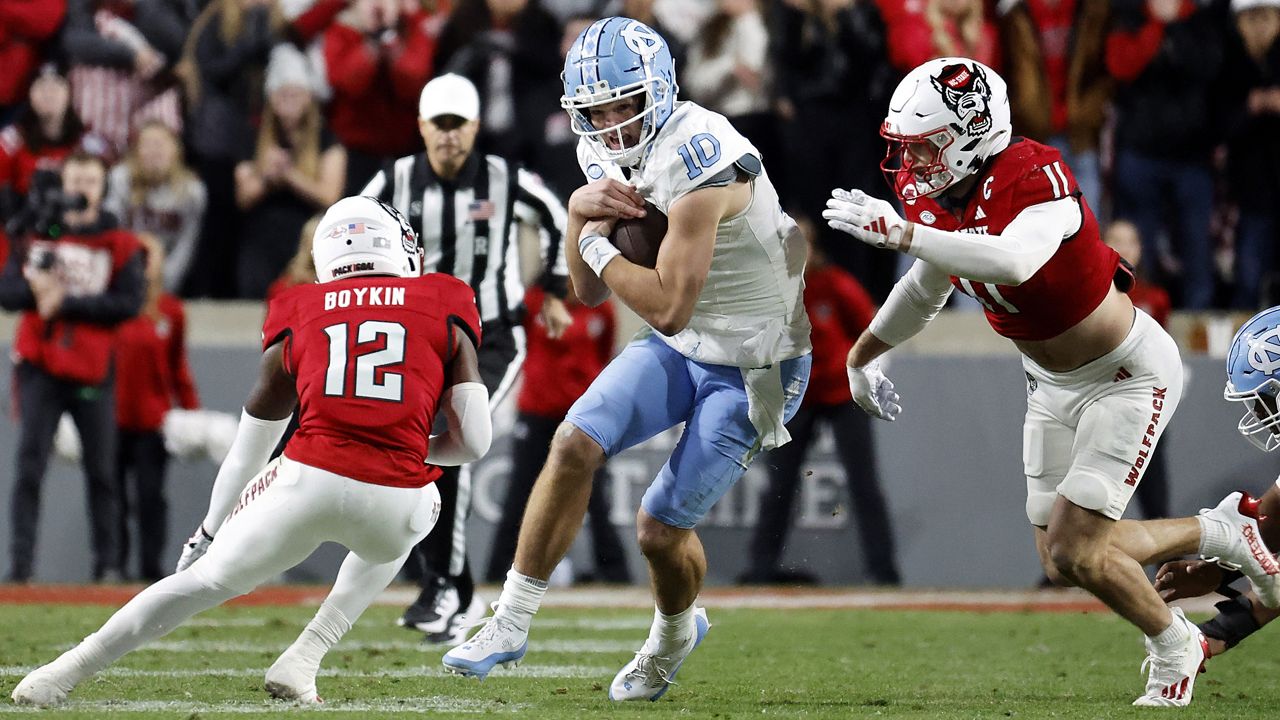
[0, 697, 525, 714]
[0, 664, 610, 680]
[51, 639, 637, 655]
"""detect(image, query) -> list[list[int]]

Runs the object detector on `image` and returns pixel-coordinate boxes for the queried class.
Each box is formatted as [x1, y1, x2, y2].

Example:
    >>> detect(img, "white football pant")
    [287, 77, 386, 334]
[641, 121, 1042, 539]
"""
[41, 456, 441, 682]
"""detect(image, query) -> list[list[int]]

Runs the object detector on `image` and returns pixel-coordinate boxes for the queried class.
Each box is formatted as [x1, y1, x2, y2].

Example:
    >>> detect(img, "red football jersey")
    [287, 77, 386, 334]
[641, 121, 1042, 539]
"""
[262, 273, 482, 488]
[803, 266, 876, 407]
[518, 287, 616, 418]
[115, 294, 200, 431]
[902, 139, 1119, 341]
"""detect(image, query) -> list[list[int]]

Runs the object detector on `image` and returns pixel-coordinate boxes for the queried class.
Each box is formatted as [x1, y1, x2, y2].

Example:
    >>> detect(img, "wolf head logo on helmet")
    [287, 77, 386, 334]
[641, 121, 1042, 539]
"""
[311, 196, 423, 283]
[930, 63, 993, 138]
[560, 17, 678, 167]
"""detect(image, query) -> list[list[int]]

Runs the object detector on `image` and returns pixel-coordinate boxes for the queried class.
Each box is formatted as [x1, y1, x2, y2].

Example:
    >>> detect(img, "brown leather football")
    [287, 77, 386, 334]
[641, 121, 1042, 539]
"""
[609, 202, 668, 269]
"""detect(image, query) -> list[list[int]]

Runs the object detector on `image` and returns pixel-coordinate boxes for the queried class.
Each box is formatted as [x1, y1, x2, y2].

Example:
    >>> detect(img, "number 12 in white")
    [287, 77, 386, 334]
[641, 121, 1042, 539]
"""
[323, 320, 406, 401]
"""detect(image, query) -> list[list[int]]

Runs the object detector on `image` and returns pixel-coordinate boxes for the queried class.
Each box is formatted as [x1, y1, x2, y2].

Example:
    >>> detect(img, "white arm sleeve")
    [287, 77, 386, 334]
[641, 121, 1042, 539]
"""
[868, 259, 956, 347]
[907, 198, 1081, 285]
[427, 382, 492, 466]
[200, 410, 291, 534]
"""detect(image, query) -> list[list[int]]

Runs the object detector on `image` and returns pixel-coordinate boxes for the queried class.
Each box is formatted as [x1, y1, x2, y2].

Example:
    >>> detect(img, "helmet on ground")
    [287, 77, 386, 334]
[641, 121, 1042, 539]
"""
[312, 196, 421, 283]
[561, 16, 677, 167]
[880, 57, 1012, 201]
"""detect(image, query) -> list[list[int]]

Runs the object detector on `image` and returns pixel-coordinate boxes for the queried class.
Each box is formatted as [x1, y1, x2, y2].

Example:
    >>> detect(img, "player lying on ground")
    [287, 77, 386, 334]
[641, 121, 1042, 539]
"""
[822, 57, 1280, 708]
[442, 17, 812, 702]
[1153, 307, 1280, 656]
[11, 196, 492, 707]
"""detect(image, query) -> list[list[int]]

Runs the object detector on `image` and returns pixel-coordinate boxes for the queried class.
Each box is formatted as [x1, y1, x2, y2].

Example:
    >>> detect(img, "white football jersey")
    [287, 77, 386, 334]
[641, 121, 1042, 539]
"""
[577, 101, 811, 369]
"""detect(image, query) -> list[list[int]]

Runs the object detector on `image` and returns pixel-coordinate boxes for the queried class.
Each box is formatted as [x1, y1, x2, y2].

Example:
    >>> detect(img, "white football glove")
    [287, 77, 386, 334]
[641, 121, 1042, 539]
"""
[847, 361, 902, 421]
[175, 525, 213, 573]
[822, 189, 910, 251]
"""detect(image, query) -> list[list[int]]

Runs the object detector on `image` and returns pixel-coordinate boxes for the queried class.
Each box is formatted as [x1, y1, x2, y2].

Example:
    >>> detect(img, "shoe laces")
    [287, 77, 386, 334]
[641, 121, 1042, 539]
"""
[1201, 554, 1243, 572]
[1139, 643, 1189, 689]
[464, 603, 520, 643]
[625, 652, 678, 688]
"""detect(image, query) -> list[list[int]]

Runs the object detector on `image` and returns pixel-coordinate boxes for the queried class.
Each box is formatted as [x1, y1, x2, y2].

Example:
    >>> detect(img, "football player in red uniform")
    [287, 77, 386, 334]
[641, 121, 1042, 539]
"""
[12, 196, 492, 708]
[824, 57, 1280, 707]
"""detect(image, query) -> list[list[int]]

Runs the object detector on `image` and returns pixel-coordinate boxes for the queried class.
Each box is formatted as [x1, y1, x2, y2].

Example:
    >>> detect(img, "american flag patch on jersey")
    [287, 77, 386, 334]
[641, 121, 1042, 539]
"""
[469, 200, 495, 220]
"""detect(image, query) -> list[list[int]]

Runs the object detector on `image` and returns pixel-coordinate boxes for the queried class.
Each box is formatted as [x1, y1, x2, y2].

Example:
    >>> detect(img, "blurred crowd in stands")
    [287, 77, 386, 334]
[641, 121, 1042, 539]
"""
[1, 0, 1278, 309]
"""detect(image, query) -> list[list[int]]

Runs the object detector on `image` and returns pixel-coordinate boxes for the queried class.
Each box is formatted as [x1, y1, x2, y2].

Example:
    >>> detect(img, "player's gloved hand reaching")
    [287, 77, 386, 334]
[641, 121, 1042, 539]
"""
[847, 360, 901, 421]
[175, 525, 214, 573]
[823, 189, 911, 251]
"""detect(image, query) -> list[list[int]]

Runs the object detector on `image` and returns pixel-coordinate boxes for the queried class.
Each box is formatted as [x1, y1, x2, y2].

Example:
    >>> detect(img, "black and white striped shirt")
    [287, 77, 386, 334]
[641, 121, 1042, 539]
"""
[361, 152, 568, 324]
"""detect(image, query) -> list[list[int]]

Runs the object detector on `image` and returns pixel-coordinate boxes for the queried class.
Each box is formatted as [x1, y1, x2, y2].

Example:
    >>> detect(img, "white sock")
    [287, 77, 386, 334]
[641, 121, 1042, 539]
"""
[283, 602, 352, 671]
[494, 568, 547, 631]
[1150, 613, 1190, 646]
[1197, 514, 1231, 559]
[652, 604, 696, 651]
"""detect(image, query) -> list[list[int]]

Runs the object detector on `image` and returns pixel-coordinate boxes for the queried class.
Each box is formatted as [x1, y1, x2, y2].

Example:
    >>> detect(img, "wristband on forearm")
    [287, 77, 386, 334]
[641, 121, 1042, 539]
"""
[578, 234, 621, 277]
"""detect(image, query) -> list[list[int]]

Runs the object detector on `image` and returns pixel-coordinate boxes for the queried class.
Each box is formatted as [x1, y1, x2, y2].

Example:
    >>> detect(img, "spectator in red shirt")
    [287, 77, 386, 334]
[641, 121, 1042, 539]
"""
[113, 233, 200, 581]
[484, 282, 631, 585]
[883, 0, 1001, 74]
[0, 64, 97, 200]
[0, 0, 66, 126]
[740, 216, 901, 585]
[1105, 220, 1171, 519]
[323, 0, 439, 193]
[0, 151, 147, 583]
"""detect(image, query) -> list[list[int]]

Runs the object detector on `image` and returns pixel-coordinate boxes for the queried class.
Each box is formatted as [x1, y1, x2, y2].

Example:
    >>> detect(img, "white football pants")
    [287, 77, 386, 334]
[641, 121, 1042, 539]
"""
[40, 456, 441, 683]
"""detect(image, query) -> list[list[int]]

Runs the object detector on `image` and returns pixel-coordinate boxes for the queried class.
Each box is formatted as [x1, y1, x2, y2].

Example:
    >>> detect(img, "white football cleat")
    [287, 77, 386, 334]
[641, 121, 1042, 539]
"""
[11, 668, 75, 708]
[175, 525, 213, 573]
[609, 607, 710, 702]
[1199, 491, 1280, 607]
[441, 605, 528, 680]
[264, 651, 323, 705]
[1133, 608, 1207, 707]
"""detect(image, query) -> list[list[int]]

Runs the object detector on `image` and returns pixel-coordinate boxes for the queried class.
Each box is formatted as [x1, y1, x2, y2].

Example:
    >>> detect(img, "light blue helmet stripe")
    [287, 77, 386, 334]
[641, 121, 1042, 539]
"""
[578, 18, 611, 87]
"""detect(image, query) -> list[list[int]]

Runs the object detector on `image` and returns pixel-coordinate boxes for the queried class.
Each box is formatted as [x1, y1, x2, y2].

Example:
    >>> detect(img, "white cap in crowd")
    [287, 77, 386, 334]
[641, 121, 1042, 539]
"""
[1233, 0, 1280, 12]
[418, 73, 480, 122]
[264, 44, 315, 95]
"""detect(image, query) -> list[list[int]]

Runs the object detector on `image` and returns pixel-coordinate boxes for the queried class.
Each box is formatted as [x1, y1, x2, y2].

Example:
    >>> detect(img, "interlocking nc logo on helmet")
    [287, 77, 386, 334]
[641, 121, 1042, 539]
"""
[621, 23, 663, 59]
[1247, 328, 1280, 374]
[931, 63, 992, 137]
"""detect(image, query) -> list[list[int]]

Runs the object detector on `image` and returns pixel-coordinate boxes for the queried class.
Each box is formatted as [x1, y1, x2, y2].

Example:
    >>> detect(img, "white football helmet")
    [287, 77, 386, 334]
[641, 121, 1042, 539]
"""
[880, 58, 1012, 201]
[311, 196, 422, 283]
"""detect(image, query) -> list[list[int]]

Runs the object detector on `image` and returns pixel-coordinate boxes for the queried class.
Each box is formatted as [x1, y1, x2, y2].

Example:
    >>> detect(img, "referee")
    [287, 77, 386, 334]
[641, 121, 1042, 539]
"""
[362, 74, 571, 644]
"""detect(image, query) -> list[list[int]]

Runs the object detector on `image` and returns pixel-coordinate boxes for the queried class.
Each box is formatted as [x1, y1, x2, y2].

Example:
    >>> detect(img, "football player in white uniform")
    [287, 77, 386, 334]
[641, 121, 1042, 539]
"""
[443, 16, 812, 702]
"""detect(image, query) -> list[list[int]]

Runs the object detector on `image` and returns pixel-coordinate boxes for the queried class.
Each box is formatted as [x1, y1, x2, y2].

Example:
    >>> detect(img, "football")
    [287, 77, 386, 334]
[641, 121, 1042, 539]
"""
[609, 202, 668, 269]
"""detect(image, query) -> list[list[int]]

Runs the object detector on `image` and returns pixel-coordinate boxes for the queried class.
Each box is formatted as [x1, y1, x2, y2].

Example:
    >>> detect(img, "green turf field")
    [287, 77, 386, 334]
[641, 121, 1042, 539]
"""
[1, 603, 1276, 719]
